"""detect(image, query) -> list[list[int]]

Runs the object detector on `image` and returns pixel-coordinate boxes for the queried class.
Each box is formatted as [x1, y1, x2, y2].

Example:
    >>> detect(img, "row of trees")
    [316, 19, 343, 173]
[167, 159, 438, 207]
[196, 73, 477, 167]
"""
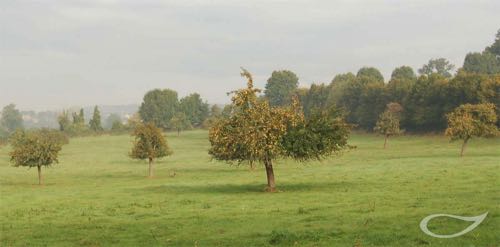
[57, 106, 105, 135]
[139, 90, 210, 132]
[262, 30, 500, 132]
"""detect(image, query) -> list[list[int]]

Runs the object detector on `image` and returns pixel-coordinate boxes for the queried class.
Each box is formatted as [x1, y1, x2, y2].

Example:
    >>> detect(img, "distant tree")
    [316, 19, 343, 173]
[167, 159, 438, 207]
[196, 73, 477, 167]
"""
[1, 104, 23, 134]
[126, 113, 142, 130]
[89, 106, 103, 132]
[130, 123, 172, 178]
[463, 52, 500, 74]
[104, 113, 122, 130]
[356, 67, 384, 84]
[328, 72, 356, 105]
[202, 105, 223, 129]
[264, 70, 299, 106]
[179, 93, 209, 127]
[169, 112, 192, 136]
[57, 110, 70, 131]
[390, 66, 416, 81]
[374, 102, 403, 149]
[9, 129, 66, 185]
[209, 69, 351, 192]
[445, 103, 498, 156]
[300, 83, 332, 118]
[418, 58, 455, 78]
[485, 29, 500, 57]
[139, 89, 178, 129]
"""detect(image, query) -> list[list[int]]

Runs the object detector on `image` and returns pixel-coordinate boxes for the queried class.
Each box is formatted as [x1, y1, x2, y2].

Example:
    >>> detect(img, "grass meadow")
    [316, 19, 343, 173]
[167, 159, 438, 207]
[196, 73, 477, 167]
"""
[0, 130, 499, 246]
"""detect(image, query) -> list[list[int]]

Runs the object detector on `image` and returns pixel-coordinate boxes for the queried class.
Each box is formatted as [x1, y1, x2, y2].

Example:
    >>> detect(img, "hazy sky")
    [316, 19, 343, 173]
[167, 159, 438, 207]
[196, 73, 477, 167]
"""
[1, 0, 499, 111]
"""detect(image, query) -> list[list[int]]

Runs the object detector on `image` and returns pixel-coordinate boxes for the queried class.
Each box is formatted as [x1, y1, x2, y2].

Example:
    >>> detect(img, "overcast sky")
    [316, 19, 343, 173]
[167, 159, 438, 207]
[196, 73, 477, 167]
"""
[1, 0, 499, 111]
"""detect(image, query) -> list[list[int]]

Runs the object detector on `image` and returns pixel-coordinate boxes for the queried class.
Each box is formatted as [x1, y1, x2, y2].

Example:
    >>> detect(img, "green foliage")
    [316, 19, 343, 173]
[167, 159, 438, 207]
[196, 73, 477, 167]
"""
[299, 83, 332, 117]
[57, 110, 70, 131]
[9, 129, 65, 168]
[485, 29, 500, 56]
[130, 122, 172, 161]
[179, 93, 209, 127]
[264, 70, 299, 106]
[463, 52, 500, 74]
[169, 112, 192, 135]
[391, 66, 416, 81]
[209, 69, 351, 191]
[282, 107, 352, 161]
[139, 89, 178, 129]
[1, 104, 23, 134]
[445, 103, 498, 141]
[418, 58, 455, 78]
[374, 102, 403, 145]
[356, 67, 384, 84]
[88, 106, 103, 132]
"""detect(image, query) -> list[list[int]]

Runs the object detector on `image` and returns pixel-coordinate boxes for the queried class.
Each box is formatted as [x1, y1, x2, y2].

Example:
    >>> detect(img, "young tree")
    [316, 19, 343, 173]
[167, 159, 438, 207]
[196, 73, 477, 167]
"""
[9, 129, 66, 185]
[89, 106, 103, 132]
[445, 103, 498, 156]
[374, 102, 403, 149]
[209, 69, 351, 192]
[1, 104, 23, 134]
[169, 112, 192, 136]
[130, 122, 172, 178]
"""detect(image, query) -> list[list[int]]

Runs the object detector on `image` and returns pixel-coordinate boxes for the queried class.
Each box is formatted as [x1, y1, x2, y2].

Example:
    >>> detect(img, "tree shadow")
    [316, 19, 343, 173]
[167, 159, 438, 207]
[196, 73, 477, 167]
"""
[139, 181, 356, 194]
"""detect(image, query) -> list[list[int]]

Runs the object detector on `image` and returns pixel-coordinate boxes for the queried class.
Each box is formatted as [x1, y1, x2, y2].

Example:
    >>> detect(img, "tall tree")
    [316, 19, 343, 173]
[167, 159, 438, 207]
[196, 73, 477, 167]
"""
[418, 58, 455, 78]
[9, 129, 66, 185]
[130, 123, 172, 178]
[89, 106, 103, 132]
[463, 52, 500, 74]
[169, 112, 192, 136]
[356, 67, 384, 84]
[209, 69, 351, 192]
[390, 66, 416, 81]
[179, 93, 209, 127]
[328, 72, 356, 106]
[485, 29, 500, 57]
[445, 103, 498, 156]
[139, 89, 178, 129]
[264, 70, 299, 106]
[1, 104, 23, 134]
[374, 102, 403, 148]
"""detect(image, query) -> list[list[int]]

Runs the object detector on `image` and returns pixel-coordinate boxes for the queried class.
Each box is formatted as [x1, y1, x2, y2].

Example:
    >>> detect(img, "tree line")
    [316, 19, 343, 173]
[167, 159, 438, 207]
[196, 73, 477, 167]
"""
[264, 30, 500, 132]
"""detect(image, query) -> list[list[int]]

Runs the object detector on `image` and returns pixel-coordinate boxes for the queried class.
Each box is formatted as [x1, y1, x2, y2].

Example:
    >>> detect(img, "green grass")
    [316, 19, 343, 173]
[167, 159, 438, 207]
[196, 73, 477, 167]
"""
[1, 130, 499, 246]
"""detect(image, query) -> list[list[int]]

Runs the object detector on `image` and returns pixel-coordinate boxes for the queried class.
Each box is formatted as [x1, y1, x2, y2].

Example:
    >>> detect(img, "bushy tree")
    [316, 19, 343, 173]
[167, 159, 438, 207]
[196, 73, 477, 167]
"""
[130, 122, 172, 178]
[169, 112, 192, 135]
[391, 66, 416, 81]
[356, 67, 384, 84]
[104, 113, 122, 130]
[1, 104, 23, 134]
[9, 129, 66, 185]
[89, 106, 103, 132]
[139, 89, 178, 129]
[463, 52, 500, 74]
[445, 103, 498, 156]
[374, 102, 403, 148]
[418, 58, 455, 78]
[264, 70, 299, 107]
[179, 93, 209, 127]
[209, 69, 351, 192]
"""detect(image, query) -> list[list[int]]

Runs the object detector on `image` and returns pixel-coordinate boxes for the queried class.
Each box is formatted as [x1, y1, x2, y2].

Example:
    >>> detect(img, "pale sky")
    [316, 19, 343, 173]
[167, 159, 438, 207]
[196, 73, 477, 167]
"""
[1, 0, 499, 111]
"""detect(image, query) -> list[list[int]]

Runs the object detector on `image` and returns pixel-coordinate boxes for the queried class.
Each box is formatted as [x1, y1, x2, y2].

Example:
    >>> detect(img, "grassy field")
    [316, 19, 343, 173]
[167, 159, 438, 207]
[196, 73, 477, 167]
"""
[0, 130, 499, 246]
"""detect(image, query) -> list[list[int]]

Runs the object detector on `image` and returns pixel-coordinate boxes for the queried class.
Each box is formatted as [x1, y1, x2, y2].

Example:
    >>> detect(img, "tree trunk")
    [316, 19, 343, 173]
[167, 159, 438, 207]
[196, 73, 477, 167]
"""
[37, 165, 42, 185]
[383, 135, 388, 149]
[249, 161, 255, 171]
[460, 138, 469, 157]
[148, 158, 154, 178]
[177, 129, 180, 136]
[264, 159, 276, 192]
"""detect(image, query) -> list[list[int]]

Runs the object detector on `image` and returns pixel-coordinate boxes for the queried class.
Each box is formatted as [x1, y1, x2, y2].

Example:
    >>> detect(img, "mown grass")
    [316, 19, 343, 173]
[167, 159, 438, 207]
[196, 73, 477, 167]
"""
[0, 130, 499, 246]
